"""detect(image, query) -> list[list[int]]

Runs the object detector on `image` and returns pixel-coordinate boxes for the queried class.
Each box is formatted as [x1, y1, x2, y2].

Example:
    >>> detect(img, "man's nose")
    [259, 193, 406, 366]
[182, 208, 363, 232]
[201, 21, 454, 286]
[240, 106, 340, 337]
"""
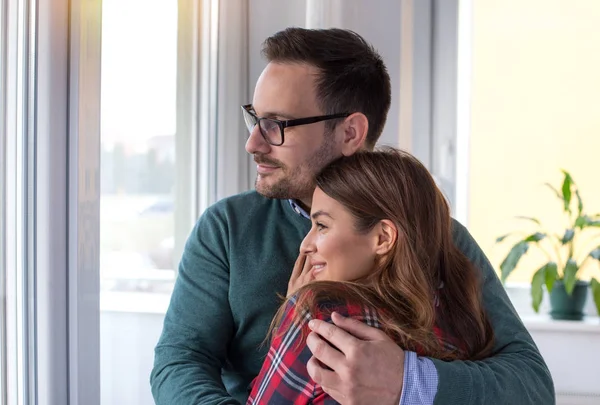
[245, 125, 270, 155]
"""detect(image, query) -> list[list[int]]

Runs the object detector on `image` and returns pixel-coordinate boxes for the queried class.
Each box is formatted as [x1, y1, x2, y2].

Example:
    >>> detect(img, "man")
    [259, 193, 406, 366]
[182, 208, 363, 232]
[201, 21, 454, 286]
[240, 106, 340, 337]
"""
[151, 28, 555, 405]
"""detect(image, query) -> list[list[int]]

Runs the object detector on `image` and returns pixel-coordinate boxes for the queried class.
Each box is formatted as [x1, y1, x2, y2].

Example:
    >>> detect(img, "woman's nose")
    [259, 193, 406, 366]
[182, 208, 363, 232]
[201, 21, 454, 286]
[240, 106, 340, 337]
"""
[299, 229, 316, 255]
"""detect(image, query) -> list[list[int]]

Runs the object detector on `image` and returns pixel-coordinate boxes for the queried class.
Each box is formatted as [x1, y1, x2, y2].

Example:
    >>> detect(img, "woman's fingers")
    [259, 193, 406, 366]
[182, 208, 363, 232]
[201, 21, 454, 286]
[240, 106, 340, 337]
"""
[288, 254, 308, 296]
[290, 254, 306, 281]
[288, 253, 316, 296]
[301, 254, 313, 276]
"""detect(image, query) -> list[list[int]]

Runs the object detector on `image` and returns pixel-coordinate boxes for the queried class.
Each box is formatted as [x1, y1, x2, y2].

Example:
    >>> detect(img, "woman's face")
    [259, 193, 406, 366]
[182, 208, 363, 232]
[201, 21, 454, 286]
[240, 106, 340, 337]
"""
[300, 187, 381, 282]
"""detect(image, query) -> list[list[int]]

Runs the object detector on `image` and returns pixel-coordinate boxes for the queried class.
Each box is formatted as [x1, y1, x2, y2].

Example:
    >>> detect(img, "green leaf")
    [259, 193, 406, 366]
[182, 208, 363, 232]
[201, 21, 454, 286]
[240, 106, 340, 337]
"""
[590, 247, 600, 260]
[524, 232, 546, 242]
[515, 216, 541, 225]
[531, 265, 546, 313]
[495, 233, 512, 243]
[591, 278, 600, 316]
[561, 171, 573, 212]
[500, 241, 529, 282]
[575, 216, 600, 229]
[544, 261, 558, 294]
[575, 216, 587, 229]
[563, 258, 579, 295]
[561, 229, 574, 244]
[544, 182, 562, 200]
[575, 187, 584, 216]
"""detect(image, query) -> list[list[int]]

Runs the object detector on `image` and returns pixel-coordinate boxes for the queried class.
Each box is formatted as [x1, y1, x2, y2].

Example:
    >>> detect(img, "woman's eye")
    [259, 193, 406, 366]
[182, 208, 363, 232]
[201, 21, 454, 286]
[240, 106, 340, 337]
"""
[316, 222, 327, 231]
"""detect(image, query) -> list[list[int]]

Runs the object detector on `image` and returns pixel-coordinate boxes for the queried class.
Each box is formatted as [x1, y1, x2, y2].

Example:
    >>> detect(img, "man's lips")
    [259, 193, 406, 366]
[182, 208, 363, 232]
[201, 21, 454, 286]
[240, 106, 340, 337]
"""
[254, 158, 281, 174]
[256, 164, 279, 174]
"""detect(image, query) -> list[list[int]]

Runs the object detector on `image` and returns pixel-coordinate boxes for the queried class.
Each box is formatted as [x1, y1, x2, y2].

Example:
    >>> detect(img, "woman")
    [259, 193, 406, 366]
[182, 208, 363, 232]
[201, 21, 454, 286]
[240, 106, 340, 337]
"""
[247, 147, 494, 404]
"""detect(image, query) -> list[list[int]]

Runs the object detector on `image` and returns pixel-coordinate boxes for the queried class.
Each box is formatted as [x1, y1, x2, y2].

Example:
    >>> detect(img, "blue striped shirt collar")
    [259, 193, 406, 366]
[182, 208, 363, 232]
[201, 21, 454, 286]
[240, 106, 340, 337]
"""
[288, 199, 310, 219]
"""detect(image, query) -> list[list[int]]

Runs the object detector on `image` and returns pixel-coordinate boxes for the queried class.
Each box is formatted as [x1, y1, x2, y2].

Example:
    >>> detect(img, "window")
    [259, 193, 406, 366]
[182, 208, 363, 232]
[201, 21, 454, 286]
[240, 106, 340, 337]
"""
[98, 0, 251, 402]
[466, 0, 600, 285]
[99, 0, 185, 403]
[99, 0, 178, 296]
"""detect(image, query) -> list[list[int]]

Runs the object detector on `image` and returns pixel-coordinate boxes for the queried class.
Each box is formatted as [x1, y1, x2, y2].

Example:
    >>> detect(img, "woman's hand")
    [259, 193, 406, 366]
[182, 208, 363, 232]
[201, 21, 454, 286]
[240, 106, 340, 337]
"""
[287, 253, 315, 296]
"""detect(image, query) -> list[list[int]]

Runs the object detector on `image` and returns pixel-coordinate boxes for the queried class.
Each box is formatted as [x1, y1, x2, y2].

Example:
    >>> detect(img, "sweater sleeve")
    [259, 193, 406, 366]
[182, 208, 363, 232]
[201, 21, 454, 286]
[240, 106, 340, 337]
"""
[150, 207, 240, 405]
[430, 220, 555, 405]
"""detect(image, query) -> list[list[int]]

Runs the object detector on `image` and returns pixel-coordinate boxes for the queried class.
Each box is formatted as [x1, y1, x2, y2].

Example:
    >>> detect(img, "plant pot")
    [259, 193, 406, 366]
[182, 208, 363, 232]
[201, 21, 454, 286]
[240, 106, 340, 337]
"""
[549, 280, 589, 321]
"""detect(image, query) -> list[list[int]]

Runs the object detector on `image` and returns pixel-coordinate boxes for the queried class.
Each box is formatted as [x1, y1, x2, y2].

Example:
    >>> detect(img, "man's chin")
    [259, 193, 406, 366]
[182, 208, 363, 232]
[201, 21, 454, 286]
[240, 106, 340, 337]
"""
[255, 178, 291, 200]
[255, 179, 278, 198]
[254, 176, 314, 201]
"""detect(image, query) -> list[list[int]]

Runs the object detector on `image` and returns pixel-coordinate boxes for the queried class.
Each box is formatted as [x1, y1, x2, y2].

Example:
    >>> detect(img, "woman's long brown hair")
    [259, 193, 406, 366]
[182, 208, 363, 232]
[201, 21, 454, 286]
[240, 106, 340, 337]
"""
[270, 147, 494, 361]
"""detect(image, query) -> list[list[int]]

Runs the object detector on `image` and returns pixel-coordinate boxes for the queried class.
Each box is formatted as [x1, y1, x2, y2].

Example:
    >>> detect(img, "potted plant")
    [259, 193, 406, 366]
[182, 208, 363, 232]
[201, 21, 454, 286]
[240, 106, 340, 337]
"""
[496, 170, 600, 320]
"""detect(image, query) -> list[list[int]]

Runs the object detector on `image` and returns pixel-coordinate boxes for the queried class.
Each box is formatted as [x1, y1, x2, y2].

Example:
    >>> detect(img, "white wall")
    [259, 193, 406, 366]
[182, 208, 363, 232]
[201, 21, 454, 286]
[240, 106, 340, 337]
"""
[101, 311, 161, 405]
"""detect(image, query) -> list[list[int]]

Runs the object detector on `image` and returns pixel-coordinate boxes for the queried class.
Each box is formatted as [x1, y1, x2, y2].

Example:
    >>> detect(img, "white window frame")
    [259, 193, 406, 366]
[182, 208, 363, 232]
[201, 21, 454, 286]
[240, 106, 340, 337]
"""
[1, 1, 7, 401]
[429, 0, 463, 220]
[34, 0, 103, 403]
[213, 0, 251, 201]
[398, 0, 434, 168]
[2, 0, 38, 403]
[35, 0, 71, 402]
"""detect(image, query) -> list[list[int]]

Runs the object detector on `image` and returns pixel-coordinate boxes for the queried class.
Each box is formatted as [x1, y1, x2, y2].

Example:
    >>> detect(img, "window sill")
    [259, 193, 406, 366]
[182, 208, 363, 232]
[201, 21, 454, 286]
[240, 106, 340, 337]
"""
[100, 290, 171, 314]
[505, 282, 598, 318]
[521, 314, 600, 333]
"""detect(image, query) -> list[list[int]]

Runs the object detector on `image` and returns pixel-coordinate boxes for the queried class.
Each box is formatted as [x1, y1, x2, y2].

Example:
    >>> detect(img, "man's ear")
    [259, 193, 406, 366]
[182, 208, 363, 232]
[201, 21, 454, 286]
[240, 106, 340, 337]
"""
[339, 112, 369, 156]
[374, 219, 398, 256]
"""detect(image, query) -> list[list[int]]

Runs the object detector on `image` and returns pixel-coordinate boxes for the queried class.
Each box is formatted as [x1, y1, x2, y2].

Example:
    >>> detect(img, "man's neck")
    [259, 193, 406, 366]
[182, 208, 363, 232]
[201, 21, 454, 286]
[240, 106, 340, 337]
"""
[296, 198, 311, 213]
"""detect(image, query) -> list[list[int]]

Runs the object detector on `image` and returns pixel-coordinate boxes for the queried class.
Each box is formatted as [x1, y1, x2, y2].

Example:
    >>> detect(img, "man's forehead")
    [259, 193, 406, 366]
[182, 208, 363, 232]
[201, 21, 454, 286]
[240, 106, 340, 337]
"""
[253, 62, 322, 117]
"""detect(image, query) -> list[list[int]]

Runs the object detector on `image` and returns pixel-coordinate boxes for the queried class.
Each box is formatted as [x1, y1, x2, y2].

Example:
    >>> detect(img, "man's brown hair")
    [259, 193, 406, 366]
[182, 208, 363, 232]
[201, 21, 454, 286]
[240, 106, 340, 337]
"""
[262, 27, 391, 149]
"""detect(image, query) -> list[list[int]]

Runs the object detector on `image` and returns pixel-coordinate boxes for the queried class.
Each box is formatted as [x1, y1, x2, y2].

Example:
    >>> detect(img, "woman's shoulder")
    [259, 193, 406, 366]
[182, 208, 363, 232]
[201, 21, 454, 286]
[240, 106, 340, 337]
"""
[287, 291, 383, 329]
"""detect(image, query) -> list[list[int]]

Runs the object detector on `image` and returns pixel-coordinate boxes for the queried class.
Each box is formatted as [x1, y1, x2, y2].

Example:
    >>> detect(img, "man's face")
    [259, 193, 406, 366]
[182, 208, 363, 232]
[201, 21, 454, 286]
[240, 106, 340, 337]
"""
[245, 62, 343, 205]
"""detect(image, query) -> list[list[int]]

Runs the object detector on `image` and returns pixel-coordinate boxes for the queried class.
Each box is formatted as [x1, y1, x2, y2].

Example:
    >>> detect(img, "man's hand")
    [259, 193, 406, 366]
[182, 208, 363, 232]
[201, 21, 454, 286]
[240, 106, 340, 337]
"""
[287, 253, 315, 296]
[306, 312, 405, 405]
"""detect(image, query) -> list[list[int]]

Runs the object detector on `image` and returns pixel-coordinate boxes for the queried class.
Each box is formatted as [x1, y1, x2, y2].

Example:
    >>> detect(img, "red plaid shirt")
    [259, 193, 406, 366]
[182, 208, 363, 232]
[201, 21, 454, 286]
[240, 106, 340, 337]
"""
[247, 296, 449, 405]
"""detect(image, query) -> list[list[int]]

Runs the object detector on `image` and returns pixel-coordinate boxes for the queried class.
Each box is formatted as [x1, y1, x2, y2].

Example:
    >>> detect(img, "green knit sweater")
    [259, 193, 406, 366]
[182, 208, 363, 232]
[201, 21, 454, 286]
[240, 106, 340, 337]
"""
[150, 191, 555, 405]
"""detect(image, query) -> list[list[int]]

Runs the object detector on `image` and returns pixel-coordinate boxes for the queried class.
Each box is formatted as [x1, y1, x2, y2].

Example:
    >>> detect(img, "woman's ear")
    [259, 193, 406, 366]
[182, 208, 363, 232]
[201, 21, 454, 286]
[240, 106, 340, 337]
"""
[374, 219, 398, 256]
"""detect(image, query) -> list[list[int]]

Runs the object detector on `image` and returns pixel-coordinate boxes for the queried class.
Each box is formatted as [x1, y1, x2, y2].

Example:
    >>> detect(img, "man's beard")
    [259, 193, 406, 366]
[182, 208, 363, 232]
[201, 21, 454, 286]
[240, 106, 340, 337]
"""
[254, 136, 336, 200]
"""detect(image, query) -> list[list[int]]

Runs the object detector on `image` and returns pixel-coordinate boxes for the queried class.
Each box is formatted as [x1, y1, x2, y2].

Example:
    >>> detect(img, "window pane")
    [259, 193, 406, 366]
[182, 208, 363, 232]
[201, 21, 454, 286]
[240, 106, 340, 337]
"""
[100, 0, 178, 403]
[468, 0, 600, 284]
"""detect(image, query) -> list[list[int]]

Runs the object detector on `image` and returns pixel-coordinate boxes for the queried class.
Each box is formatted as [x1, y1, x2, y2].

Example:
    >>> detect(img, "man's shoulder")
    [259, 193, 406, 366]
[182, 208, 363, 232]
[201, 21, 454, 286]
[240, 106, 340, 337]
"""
[188, 191, 289, 250]
[450, 218, 477, 250]
[450, 217, 467, 239]
[201, 190, 293, 228]
[450, 217, 495, 279]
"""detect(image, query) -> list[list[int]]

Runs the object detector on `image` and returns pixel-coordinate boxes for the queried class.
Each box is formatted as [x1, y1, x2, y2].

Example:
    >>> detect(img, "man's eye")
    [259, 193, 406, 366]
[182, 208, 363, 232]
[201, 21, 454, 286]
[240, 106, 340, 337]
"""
[262, 120, 279, 132]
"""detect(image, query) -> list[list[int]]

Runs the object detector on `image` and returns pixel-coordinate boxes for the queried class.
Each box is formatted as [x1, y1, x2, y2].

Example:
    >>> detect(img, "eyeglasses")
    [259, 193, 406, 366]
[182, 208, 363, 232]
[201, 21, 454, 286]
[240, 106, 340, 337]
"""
[241, 104, 350, 146]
